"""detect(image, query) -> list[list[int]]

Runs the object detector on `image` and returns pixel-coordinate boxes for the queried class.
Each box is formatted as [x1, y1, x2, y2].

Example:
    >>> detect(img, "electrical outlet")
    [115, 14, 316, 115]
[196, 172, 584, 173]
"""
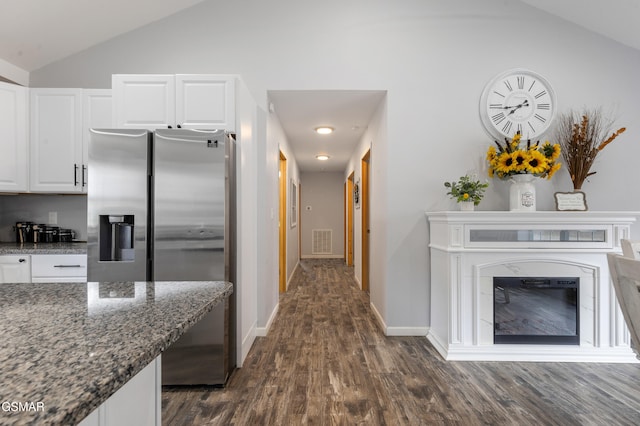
[48, 211, 57, 224]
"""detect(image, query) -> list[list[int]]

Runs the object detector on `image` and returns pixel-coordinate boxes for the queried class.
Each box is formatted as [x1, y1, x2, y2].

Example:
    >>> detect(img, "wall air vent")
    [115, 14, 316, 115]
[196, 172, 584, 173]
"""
[312, 229, 332, 255]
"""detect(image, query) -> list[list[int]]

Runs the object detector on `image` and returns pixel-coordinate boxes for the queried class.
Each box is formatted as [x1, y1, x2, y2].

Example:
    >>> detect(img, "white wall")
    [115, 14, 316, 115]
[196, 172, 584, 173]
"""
[345, 96, 389, 329]
[255, 100, 279, 336]
[28, 0, 640, 342]
[267, 105, 301, 286]
[235, 78, 261, 365]
[299, 172, 344, 258]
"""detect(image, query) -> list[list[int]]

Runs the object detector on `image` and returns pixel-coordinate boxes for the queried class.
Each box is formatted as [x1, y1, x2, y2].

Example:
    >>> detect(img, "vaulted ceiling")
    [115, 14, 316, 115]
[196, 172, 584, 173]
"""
[1, 0, 637, 172]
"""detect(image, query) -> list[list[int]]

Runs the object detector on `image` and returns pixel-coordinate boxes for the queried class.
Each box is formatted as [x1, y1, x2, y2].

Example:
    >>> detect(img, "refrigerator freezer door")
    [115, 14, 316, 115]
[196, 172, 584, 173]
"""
[154, 129, 229, 386]
[152, 129, 226, 281]
[87, 129, 151, 282]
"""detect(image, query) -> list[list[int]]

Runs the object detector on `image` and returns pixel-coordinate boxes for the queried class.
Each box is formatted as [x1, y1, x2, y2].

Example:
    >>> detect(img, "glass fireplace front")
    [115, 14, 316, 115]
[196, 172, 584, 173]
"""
[493, 277, 579, 345]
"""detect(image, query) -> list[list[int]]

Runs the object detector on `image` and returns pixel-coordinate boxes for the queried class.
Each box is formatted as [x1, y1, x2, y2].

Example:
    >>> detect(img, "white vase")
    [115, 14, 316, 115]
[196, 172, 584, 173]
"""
[509, 174, 536, 211]
[459, 201, 475, 211]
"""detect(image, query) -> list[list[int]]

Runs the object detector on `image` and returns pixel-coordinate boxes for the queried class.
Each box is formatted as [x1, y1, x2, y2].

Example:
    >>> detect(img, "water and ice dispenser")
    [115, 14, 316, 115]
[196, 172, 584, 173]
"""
[99, 215, 135, 261]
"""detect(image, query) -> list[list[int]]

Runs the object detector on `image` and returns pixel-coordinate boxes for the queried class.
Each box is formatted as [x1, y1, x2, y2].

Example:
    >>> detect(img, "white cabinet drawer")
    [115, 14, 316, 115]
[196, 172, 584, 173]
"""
[0, 255, 31, 283]
[31, 254, 87, 279]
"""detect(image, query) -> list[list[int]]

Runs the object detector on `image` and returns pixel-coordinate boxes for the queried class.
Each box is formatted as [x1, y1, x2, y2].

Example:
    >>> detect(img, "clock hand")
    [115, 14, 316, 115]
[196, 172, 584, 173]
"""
[507, 100, 529, 115]
[500, 100, 530, 109]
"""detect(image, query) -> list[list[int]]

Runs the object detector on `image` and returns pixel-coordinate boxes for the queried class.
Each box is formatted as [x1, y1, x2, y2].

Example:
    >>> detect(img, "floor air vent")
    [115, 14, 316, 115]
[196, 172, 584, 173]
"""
[312, 229, 332, 255]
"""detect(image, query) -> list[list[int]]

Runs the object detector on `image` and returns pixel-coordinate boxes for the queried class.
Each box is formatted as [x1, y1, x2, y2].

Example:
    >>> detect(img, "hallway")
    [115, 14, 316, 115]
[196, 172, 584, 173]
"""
[162, 259, 640, 425]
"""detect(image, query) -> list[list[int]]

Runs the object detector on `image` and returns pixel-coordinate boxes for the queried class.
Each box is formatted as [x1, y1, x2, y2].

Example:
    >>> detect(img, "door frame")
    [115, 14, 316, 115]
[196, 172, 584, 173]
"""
[279, 151, 287, 293]
[361, 150, 370, 291]
[345, 172, 354, 266]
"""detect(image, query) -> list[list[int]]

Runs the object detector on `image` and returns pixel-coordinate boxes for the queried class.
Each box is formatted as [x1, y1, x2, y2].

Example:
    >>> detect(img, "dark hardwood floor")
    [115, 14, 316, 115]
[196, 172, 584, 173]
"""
[162, 259, 640, 425]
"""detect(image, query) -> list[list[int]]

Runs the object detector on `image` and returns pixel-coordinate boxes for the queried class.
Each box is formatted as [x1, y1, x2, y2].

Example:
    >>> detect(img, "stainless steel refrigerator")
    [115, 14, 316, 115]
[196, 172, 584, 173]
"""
[87, 128, 236, 386]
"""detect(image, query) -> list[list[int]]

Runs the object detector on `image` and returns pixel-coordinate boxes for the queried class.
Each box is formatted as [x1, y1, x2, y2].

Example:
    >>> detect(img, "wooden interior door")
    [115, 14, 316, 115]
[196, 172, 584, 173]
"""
[279, 152, 287, 293]
[361, 151, 370, 291]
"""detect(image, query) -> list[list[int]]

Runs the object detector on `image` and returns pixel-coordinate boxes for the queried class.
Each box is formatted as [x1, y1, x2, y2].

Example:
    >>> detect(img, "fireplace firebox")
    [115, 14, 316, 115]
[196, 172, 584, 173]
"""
[493, 277, 579, 345]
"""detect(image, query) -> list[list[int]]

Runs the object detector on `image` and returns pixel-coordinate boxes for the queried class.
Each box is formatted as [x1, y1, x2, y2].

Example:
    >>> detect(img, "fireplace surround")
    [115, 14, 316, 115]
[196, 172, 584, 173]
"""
[426, 211, 639, 363]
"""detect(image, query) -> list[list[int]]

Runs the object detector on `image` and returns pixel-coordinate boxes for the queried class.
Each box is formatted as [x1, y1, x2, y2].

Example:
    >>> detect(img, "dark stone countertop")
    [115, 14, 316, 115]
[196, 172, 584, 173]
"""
[0, 242, 87, 255]
[0, 280, 233, 425]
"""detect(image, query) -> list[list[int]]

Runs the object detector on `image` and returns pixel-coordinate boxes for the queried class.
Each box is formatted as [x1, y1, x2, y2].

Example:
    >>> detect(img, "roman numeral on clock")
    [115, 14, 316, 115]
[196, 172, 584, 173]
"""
[492, 112, 506, 124]
[517, 76, 525, 90]
[502, 120, 513, 134]
[535, 90, 547, 99]
[504, 80, 513, 91]
[537, 103, 550, 110]
[534, 113, 546, 123]
[489, 103, 503, 109]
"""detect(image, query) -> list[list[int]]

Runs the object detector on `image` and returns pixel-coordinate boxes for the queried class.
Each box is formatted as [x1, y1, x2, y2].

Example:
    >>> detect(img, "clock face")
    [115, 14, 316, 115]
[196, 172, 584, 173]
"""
[479, 69, 556, 140]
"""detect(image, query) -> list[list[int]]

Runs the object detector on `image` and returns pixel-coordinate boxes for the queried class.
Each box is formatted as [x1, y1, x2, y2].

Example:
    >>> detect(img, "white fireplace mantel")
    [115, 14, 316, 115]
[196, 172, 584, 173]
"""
[425, 211, 640, 363]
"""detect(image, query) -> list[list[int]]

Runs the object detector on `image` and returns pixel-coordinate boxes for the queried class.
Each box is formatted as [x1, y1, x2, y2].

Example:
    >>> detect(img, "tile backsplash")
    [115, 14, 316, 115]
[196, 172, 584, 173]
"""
[0, 194, 87, 242]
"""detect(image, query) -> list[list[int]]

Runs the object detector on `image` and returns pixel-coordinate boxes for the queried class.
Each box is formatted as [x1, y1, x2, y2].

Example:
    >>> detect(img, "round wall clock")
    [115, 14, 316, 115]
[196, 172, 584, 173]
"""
[479, 68, 556, 141]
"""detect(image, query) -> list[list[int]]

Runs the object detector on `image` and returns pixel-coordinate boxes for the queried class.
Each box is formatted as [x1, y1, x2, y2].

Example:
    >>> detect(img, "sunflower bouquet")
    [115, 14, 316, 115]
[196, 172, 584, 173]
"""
[486, 132, 562, 180]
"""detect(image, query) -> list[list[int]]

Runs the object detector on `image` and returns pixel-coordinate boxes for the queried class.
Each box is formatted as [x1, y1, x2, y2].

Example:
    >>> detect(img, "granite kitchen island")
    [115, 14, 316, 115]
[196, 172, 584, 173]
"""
[0, 280, 232, 425]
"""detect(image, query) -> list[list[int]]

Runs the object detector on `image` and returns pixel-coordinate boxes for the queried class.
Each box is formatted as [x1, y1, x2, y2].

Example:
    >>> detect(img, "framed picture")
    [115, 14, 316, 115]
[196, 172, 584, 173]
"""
[290, 179, 298, 228]
[554, 191, 588, 211]
[354, 180, 360, 209]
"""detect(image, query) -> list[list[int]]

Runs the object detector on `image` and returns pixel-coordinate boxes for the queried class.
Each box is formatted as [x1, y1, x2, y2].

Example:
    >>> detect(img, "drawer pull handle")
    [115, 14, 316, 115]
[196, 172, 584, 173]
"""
[53, 265, 82, 268]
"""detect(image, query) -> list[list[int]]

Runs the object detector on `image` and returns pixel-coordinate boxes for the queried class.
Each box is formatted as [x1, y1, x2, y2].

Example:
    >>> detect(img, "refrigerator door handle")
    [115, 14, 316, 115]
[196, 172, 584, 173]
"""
[155, 134, 209, 143]
[90, 129, 149, 138]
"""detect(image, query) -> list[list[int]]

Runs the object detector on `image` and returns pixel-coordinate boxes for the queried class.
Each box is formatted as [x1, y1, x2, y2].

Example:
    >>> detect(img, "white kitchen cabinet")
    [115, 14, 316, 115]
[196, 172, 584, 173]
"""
[30, 88, 83, 192]
[31, 254, 87, 283]
[112, 74, 175, 129]
[79, 356, 161, 426]
[0, 82, 29, 192]
[0, 255, 31, 283]
[82, 89, 113, 192]
[175, 74, 235, 130]
[113, 74, 235, 131]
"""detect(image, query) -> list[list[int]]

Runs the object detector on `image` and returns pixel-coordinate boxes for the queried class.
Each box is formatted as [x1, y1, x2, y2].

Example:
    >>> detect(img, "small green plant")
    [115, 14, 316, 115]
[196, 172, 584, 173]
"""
[444, 175, 489, 206]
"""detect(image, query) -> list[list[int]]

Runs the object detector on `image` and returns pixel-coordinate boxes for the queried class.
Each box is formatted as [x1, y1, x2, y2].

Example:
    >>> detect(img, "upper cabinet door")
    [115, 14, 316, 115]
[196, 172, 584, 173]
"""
[82, 89, 112, 193]
[30, 88, 83, 193]
[112, 75, 175, 129]
[0, 82, 28, 192]
[175, 75, 235, 131]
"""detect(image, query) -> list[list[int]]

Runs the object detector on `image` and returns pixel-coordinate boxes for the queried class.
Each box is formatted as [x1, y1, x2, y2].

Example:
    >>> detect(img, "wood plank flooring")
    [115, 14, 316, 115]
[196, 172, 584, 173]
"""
[162, 259, 640, 425]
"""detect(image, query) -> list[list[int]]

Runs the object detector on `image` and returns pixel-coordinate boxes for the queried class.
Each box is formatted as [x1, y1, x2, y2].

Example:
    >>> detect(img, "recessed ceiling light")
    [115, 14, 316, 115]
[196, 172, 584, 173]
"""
[315, 127, 333, 135]
[316, 155, 330, 161]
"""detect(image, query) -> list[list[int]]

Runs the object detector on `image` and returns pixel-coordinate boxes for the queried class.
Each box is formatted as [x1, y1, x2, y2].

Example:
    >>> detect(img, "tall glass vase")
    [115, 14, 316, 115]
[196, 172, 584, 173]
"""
[509, 174, 536, 211]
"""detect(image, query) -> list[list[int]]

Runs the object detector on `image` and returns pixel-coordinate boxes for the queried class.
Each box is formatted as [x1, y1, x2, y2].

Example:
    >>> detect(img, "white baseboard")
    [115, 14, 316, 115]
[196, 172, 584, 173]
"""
[286, 260, 299, 291]
[255, 303, 279, 337]
[370, 302, 429, 336]
[386, 326, 429, 336]
[369, 301, 386, 333]
[238, 320, 256, 367]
